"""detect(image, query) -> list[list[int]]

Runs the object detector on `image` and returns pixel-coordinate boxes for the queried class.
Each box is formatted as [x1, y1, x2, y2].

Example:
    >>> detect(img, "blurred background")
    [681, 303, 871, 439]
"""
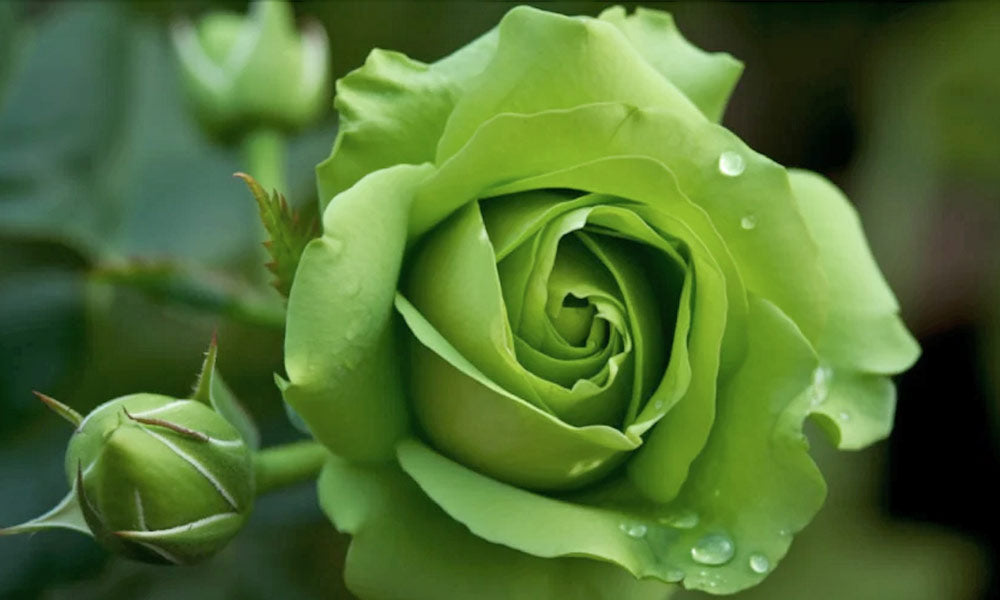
[0, 1, 996, 599]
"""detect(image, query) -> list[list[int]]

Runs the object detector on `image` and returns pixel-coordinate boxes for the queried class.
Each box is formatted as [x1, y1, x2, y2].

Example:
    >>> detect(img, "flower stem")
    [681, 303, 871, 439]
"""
[242, 128, 288, 194]
[242, 127, 288, 287]
[253, 440, 328, 496]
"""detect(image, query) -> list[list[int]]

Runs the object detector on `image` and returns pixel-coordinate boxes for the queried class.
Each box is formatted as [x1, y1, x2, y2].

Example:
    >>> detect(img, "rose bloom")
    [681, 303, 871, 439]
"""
[280, 6, 918, 599]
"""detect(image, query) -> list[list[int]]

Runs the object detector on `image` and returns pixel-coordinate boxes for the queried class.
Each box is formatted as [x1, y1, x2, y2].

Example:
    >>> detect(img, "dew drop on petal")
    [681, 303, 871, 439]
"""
[808, 364, 832, 406]
[740, 214, 758, 230]
[749, 553, 770, 574]
[691, 533, 735, 566]
[664, 568, 685, 583]
[659, 509, 699, 529]
[838, 411, 851, 422]
[620, 522, 648, 538]
[718, 151, 746, 177]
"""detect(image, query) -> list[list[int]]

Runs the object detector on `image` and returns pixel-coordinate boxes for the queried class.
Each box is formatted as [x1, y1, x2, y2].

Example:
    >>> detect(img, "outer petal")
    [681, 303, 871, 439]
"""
[398, 297, 825, 594]
[283, 163, 434, 461]
[788, 170, 919, 373]
[788, 170, 919, 448]
[598, 6, 743, 123]
[315, 30, 497, 205]
[318, 457, 675, 600]
[436, 7, 705, 161]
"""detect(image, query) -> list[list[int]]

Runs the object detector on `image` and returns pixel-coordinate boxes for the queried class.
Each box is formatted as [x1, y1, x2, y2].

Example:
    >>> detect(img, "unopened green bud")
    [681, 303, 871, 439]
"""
[68, 393, 254, 565]
[172, 0, 330, 140]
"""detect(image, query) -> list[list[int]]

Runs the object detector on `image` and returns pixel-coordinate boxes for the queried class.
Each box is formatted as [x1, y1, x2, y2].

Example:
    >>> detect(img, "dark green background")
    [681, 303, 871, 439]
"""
[1, 2, 996, 598]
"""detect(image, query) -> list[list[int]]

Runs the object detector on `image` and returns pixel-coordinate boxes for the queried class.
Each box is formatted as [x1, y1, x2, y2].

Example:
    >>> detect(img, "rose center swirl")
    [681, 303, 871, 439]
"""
[400, 188, 694, 490]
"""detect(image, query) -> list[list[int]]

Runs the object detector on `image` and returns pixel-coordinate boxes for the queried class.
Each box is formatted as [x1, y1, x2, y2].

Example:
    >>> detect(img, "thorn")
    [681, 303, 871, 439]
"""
[33, 391, 83, 427]
[123, 409, 209, 442]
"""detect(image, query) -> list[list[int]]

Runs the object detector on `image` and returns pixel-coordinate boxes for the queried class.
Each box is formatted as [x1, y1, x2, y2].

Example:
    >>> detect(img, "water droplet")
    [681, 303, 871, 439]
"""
[718, 151, 746, 177]
[808, 364, 832, 406]
[740, 214, 758, 230]
[838, 411, 851, 422]
[653, 400, 664, 411]
[778, 528, 790, 537]
[664, 568, 685, 582]
[691, 533, 735, 566]
[659, 509, 699, 529]
[620, 522, 647, 538]
[749, 553, 770, 574]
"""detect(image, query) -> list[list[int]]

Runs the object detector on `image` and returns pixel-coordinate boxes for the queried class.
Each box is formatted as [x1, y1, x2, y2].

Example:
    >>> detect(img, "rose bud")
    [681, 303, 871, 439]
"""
[67, 393, 254, 565]
[171, 0, 329, 141]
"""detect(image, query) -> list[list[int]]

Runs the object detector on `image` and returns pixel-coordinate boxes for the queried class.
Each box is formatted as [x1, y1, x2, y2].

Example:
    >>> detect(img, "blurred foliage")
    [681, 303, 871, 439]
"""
[1, 1, 996, 599]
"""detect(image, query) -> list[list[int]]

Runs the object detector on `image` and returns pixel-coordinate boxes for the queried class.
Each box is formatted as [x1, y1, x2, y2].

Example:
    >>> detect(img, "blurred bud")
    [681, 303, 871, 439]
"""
[67, 393, 254, 565]
[172, 0, 330, 140]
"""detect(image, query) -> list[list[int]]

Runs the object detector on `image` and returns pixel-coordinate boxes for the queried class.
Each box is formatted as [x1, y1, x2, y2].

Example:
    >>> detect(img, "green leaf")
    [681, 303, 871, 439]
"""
[397, 297, 825, 595]
[0, 2, 292, 272]
[283, 163, 434, 461]
[236, 172, 319, 298]
[317, 455, 675, 600]
[315, 29, 498, 206]
[0, 2, 130, 257]
[598, 6, 743, 123]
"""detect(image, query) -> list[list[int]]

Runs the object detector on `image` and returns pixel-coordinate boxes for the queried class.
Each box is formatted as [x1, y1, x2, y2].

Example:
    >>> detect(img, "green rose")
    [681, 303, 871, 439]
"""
[281, 6, 919, 598]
